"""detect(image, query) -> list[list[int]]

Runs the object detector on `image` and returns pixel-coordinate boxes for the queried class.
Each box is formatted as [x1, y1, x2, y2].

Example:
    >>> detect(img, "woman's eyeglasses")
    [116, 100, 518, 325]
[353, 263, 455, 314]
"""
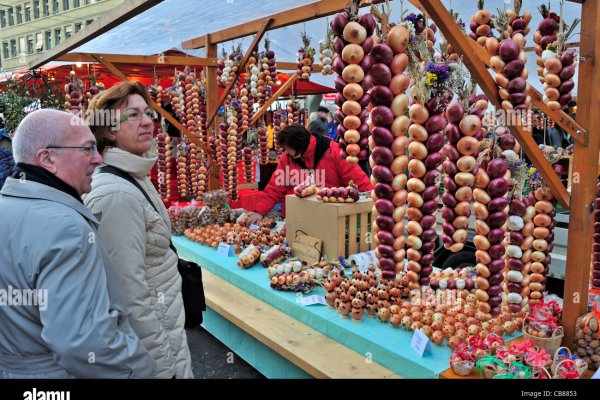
[46, 143, 98, 158]
[119, 109, 158, 122]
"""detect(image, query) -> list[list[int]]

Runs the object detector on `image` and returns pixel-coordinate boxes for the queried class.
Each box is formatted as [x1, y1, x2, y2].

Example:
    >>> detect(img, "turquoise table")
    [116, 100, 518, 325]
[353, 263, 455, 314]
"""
[173, 236, 520, 378]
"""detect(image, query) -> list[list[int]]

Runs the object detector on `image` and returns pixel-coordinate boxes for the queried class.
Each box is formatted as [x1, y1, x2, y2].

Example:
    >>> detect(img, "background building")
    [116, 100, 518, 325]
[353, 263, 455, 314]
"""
[0, 0, 122, 72]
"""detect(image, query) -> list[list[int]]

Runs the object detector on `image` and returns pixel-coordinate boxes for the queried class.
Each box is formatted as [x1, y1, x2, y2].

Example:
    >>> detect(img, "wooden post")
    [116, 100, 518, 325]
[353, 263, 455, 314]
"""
[562, 0, 600, 347]
[418, 0, 569, 209]
[204, 18, 273, 130]
[205, 36, 221, 191]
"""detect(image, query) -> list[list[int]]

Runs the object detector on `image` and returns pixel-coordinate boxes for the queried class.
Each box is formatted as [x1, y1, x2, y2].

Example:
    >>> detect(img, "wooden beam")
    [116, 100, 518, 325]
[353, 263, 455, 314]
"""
[28, 0, 163, 69]
[182, 0, 385, 49]
[57, 52, 218, 67]
[562, 0, 600, 348]
[277, 62, 323, 72]
[205, 18, 273, 130]
[466, 39, 587, 146]
[92, 54, 203, 148]
[420, 0, 570, 209]
[205, 37, 221, 191]
[251, 73, 299, 126]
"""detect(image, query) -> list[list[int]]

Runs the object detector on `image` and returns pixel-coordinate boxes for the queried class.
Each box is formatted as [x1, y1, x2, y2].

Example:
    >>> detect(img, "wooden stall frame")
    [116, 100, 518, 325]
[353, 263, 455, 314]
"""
[419, 0, 599, 348]
[27, 0, 599, 353]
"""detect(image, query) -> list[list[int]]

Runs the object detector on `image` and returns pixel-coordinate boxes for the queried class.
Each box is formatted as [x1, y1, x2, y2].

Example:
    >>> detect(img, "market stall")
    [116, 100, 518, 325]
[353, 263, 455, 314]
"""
[6, 0, 600, 380]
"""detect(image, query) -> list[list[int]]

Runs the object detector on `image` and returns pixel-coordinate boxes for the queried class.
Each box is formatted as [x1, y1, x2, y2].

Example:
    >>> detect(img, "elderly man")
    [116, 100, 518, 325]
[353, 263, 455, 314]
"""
[0, 109, 156, 378]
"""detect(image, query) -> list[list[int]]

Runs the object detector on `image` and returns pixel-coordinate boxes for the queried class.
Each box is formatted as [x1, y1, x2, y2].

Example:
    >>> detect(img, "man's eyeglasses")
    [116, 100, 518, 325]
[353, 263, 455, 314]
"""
[46, 143, 98, 158]
[119, 109, 158, 122]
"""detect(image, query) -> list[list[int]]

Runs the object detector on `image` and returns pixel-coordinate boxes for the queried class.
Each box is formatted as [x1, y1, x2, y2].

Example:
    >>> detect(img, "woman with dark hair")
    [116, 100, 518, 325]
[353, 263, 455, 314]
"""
[247, 125, 372, 224]
[83, 81, 193, 378]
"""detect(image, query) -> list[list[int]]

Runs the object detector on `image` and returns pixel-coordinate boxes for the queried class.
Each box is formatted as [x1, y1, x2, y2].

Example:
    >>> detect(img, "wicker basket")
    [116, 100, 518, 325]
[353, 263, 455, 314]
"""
[522, 321, 564, 356]
[531, 366, 553, 379]
[552, 346, 588, 377]
[524, 346, 553, 371]
[451, 359, 475, 376]
[552, 359, 582, 379]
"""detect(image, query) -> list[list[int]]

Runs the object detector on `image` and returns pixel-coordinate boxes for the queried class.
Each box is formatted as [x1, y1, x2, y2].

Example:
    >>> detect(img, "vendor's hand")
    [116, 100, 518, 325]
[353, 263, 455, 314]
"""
[246, 212, 263, 225]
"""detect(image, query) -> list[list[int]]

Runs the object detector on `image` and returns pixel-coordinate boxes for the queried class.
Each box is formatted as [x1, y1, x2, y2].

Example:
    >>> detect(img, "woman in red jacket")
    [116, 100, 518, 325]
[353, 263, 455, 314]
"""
[247, 125, 372, 224]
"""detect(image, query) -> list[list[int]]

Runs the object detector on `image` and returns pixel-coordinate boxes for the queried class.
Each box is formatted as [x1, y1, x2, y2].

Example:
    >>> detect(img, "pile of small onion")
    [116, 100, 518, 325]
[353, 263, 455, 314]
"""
[319, 39, 335, 76]
[540, 47, 577, 111]
[287, 99, 300, 126]
[316, 186, 360, 203]
[273, 110, 283, 153]
[331, 7, 375, 166]
[64, 80, 82, 115]
[441, 99, 486, 253]
[491, 38, 530, 111]
[528, 186, 556, 305]
[156, 132, 171, 201]
[534, 5, 560, 83]
[176, 142, 189, 200]
[226, 107, 240, 201]
[469, 2, 493, 47]
[405, 87, 452, 287]
[504, 192, 535, 314]
[243, 146, 254, 184]
[297, 34, 314, 81]
[258, 125, 268, 165]
[368, 23, 410, 282]
[473, 157, 510, 320]
[218, 121, 229, 195]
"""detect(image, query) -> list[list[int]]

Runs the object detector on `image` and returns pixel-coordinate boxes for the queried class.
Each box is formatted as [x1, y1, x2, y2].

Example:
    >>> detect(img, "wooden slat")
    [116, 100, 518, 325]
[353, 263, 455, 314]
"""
[338, 216, 347, 258]
[420, 0, 570, 209]
[202, 268, 400, 378]
[204, 18, 273, 130]
[277, 62, 323, 72]
[92, 54, 203, 148]
[359, 212, 369, 253]
[28, 0, 163, 69]
[466, 39, 587, 145]
[57, 52, 218, 67]
[348, 214, 358, 256]
[182, 0, 386, 49]
[562, 0, 600, 348]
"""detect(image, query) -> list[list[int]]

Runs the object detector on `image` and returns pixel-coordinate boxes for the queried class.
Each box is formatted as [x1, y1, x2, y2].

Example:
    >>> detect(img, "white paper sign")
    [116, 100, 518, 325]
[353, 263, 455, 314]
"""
[217, 242, 233, 257]
[411, 329, 432, 357]
[250, 224, 260, 231]
[298, 295, 327, 306]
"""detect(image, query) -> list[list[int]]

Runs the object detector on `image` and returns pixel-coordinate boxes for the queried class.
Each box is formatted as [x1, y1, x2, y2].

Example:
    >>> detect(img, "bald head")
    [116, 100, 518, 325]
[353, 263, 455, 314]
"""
[12, 109, 85, 164]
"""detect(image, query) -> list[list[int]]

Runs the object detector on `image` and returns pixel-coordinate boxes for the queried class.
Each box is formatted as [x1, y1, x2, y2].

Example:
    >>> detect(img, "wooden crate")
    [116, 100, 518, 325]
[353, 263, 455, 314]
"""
[285, 194, 374, 259]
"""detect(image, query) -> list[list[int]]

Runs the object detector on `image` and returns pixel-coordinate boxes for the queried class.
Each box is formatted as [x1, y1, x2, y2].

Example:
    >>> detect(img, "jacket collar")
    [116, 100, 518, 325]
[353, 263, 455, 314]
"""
[101, 147, 157, 179]
[298, 135, 317, 169]
[0, 177, 99, 224]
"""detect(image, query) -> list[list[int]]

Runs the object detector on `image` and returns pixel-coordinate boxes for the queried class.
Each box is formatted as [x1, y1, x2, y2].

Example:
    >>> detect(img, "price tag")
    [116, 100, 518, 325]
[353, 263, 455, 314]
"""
[298, 295, 327, 306]
[411, 328, 432, 357]
[250, 224, 260, 231]
[592, 368, 600, 379]
[217, 242, 233, 257]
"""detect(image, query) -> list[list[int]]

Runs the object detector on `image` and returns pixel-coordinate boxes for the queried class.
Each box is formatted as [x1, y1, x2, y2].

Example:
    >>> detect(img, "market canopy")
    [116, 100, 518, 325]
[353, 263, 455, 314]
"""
[28, 0, 582, 94]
